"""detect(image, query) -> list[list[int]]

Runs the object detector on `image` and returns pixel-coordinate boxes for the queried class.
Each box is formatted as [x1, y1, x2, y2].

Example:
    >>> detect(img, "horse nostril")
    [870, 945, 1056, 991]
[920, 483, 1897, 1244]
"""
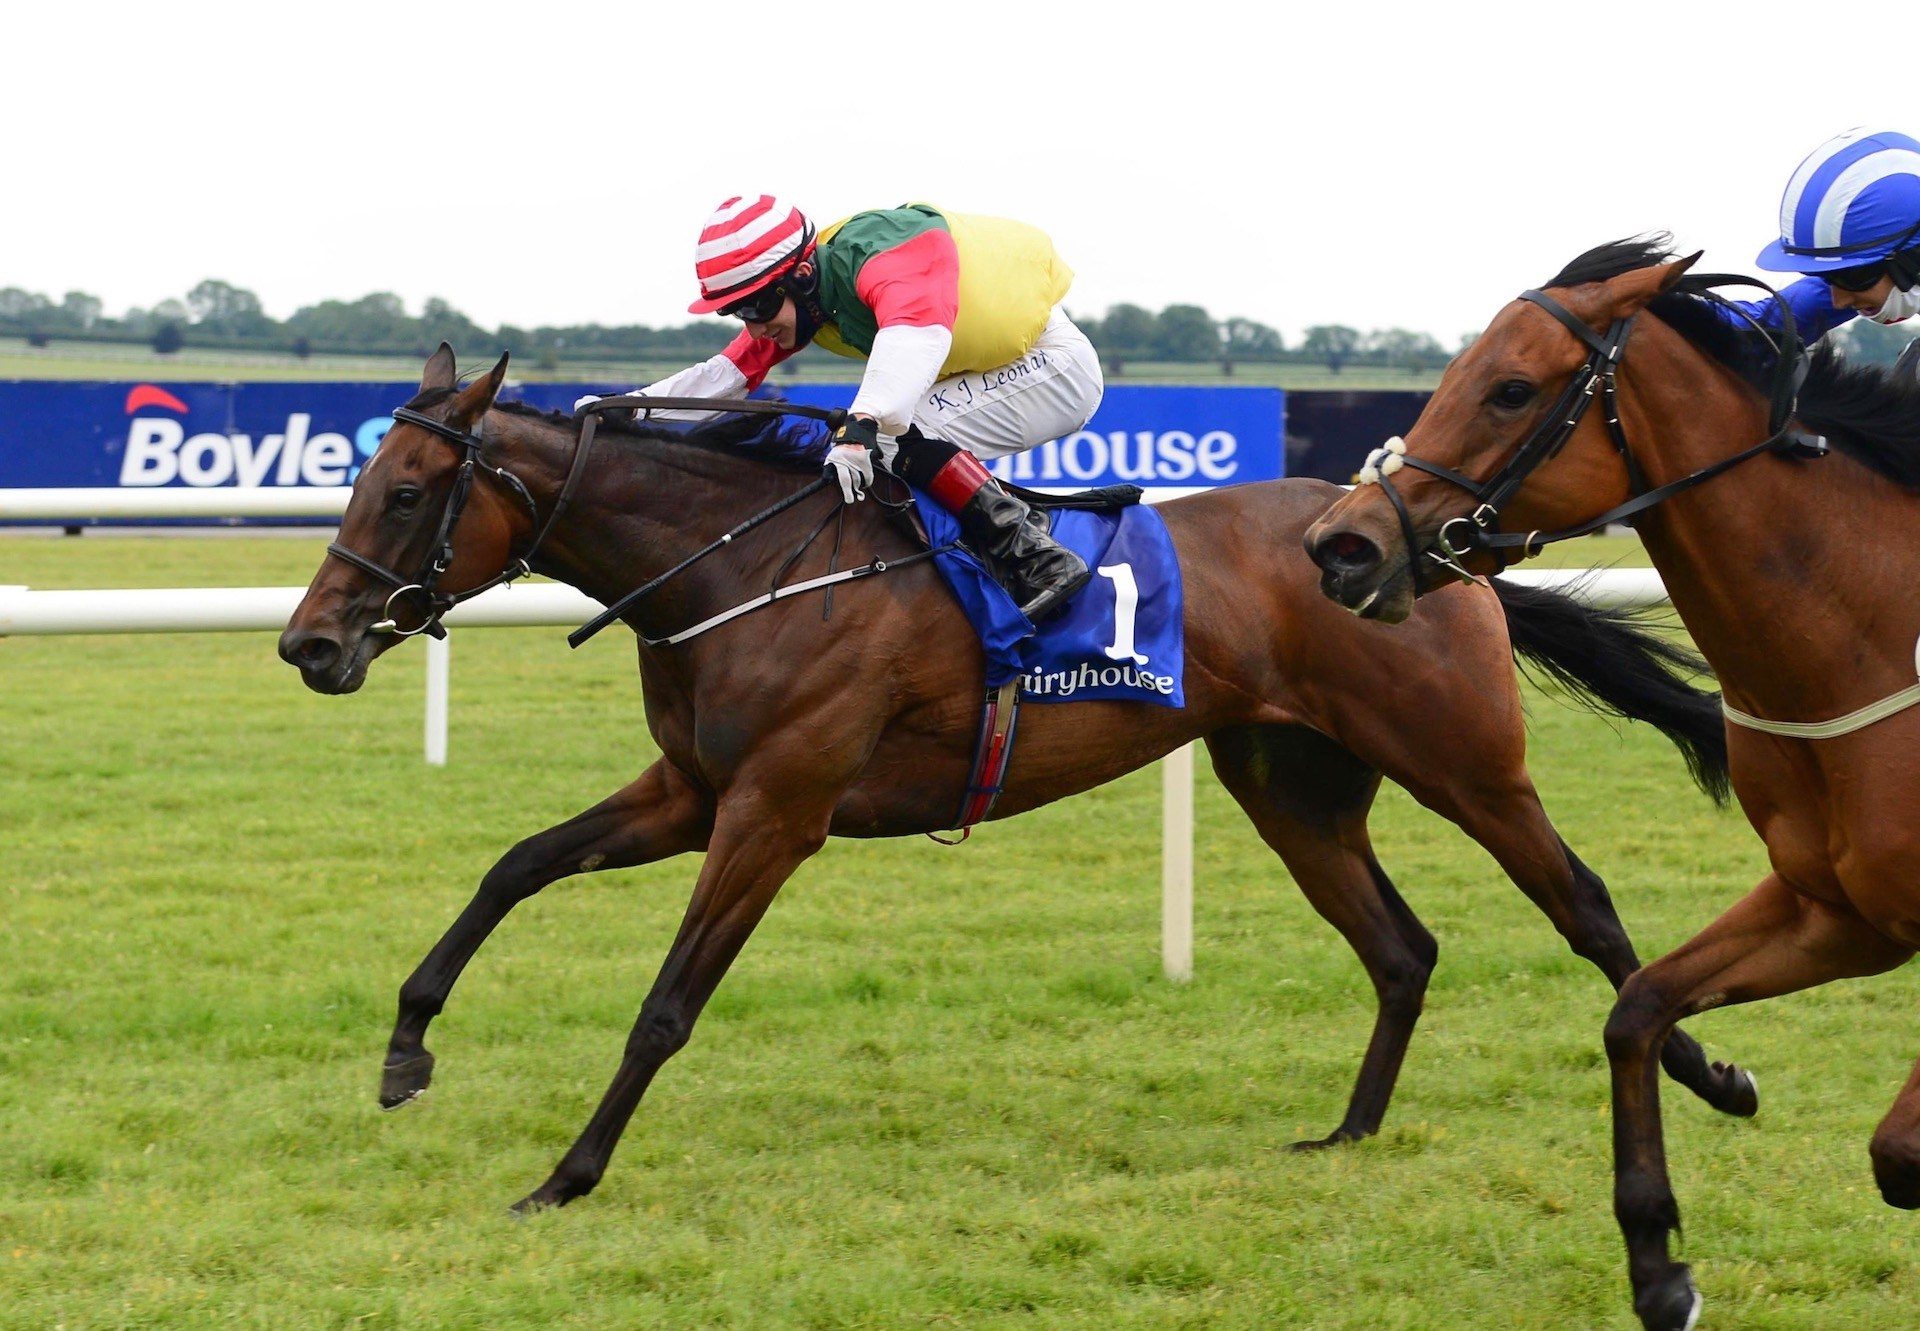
[280, 630, 341, 673]
[1313, 531, 1382, 577]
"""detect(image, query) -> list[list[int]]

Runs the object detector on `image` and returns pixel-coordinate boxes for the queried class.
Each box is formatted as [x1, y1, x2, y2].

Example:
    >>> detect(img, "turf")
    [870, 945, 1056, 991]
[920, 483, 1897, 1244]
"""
[3, 534, 1916, 1329]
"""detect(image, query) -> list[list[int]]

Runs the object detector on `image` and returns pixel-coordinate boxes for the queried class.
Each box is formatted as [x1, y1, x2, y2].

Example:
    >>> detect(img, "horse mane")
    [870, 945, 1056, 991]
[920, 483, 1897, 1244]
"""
[493, 398, 819, 471]
[1543, 236, 1920, 491]
[481, 397, 820, 474]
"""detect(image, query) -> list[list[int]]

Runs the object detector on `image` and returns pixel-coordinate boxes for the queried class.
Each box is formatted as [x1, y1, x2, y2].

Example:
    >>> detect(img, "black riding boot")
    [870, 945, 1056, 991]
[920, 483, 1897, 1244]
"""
[892, 433, 1091, 621]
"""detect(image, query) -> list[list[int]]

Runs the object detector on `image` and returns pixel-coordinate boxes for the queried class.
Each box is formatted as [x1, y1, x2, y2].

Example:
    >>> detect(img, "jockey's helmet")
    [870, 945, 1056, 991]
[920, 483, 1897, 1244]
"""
[1756, 129, 1920, 281]
[687, 195, 815, 316]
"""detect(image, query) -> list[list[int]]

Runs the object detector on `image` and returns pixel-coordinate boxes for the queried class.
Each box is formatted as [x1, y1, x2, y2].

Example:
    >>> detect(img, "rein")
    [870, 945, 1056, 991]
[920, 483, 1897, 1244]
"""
[1366, 274, 1814, 590]
[332, 391, 938, 649]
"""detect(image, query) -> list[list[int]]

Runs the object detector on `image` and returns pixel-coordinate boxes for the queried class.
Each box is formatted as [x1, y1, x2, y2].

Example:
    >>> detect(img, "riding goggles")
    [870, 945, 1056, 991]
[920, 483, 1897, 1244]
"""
[719, 281, 790, 324]
[1825, 261, 1889, 293]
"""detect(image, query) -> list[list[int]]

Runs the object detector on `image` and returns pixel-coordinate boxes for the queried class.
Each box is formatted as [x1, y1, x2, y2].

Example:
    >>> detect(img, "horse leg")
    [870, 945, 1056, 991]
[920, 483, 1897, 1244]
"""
[1605, 876, 1910, 1331]
[510, 786, 828, 1212]
[1404, 770, 1757, 1118]
[1205, 724, 1437, 1148]
[381, 759, 714, 1109]
[1869, 1053, 1920, 1208]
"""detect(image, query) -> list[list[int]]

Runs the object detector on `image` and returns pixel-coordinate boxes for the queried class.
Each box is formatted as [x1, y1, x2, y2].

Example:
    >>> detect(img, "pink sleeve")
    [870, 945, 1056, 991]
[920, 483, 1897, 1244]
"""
[853, 228, 961, 330]
[722, 329, 796, 391]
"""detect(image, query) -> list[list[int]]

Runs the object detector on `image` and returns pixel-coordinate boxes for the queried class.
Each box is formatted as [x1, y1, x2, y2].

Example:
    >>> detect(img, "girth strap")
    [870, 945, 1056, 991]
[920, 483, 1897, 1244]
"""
[929, 678, 1025, 843]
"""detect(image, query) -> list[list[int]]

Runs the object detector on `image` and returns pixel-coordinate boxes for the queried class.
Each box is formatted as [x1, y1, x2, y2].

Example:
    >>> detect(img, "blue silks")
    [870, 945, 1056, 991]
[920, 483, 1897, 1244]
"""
[1713, 275, 1855, 343]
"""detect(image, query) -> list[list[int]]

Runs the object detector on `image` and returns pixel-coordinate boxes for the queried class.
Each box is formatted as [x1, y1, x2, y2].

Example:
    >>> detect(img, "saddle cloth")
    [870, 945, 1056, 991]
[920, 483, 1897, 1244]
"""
[910, 489, 1186, 708]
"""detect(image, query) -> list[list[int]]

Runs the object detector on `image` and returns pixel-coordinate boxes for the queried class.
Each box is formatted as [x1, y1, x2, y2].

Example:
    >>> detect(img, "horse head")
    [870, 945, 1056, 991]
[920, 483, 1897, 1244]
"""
[279, 344, 524, 693]
[1304, 252, 1700, 622]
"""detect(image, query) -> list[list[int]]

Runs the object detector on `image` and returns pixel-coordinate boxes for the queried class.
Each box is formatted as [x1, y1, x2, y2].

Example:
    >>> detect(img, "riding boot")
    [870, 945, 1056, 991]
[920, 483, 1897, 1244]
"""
[892, 434, 1091, 621]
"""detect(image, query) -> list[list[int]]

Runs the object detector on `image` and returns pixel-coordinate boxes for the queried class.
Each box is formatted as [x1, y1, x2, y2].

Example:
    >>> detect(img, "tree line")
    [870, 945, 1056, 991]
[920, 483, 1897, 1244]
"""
[5, 278, 1913, 373]
[0, 279, 1462, 374]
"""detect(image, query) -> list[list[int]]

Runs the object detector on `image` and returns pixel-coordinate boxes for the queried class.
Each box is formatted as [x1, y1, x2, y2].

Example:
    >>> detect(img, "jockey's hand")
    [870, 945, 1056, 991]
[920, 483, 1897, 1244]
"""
[824, 415, 879, 503]
[572, 394, 602, 413]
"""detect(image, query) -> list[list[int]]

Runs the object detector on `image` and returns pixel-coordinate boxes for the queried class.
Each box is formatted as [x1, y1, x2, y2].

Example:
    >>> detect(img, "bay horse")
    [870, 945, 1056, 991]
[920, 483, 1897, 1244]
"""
[1303, 239, 1920, 1331]
[279, 344, 1755, 1215]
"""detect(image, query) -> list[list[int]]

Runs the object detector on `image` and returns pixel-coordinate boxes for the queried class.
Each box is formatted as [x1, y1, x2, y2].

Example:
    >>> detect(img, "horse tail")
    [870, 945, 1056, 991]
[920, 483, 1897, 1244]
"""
[1491, 576, 1731, 805]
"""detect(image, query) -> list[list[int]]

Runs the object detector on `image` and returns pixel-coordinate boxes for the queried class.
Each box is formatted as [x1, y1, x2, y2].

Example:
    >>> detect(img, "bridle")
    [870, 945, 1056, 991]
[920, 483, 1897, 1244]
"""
[326, 393, 856, 643]
[1365, 274, 1813, 590]
[325, 404, 563, 639]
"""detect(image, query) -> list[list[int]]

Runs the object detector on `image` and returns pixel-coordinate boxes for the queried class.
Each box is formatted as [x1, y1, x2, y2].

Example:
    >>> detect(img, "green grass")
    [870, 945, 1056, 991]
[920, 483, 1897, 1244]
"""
[4, 534, 1916, 1329]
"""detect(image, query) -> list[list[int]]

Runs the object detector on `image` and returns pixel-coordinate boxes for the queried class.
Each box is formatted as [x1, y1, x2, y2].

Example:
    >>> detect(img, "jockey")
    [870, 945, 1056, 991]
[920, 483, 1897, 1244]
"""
[1739, 128, 1920, 339]
[589, 195, 1101, 622]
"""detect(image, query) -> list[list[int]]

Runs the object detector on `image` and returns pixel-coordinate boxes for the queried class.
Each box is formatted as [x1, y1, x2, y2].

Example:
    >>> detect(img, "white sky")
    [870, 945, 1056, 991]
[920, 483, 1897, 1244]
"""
[5, 0, 1913, 346]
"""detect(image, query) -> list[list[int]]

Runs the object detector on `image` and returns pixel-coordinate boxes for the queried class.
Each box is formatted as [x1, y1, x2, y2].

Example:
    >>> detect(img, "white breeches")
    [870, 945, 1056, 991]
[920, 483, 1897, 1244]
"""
[890, 307, 1105, 462]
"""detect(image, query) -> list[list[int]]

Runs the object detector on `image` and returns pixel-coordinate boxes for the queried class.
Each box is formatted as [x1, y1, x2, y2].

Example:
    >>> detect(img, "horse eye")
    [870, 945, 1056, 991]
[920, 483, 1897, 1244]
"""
[392, 487, 423, 512]
[1491, 381, 1535, 410]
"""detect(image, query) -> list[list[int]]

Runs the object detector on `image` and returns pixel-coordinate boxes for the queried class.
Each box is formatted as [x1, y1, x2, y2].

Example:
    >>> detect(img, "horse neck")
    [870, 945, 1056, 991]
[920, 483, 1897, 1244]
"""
[485, 409, 814, 623]
[1619, 323, 1920, 718]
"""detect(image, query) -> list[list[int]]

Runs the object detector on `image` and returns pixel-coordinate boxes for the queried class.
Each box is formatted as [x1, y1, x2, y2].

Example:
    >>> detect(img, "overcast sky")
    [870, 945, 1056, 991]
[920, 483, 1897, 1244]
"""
[6, 1, 1913, 347]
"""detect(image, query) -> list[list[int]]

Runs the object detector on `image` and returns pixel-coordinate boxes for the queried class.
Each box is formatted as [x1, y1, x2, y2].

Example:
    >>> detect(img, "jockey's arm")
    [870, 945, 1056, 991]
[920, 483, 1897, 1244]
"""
[575, 334, 793, 420]
[847, 228, 960, 436]
[1714, 276, 1855, 344]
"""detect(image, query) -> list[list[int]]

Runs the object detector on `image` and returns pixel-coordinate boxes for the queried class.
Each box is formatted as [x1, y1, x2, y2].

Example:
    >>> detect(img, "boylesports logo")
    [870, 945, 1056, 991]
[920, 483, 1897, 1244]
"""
[117, 384, 391, 487]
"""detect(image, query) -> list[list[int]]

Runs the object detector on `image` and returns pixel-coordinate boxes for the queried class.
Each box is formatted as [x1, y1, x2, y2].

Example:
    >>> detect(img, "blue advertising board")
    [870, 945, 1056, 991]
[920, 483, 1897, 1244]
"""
[0, 380, 1282, 518]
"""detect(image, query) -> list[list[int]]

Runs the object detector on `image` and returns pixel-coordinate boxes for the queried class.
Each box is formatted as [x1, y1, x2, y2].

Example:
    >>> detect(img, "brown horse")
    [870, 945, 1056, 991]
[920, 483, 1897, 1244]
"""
[280, 344, 1754, 1214]
[1304, 238, 1920, 1331]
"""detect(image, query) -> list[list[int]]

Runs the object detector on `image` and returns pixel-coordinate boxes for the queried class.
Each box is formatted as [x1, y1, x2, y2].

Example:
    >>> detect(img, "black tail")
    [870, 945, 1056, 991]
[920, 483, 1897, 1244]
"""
[1492, 577, 1731, 805]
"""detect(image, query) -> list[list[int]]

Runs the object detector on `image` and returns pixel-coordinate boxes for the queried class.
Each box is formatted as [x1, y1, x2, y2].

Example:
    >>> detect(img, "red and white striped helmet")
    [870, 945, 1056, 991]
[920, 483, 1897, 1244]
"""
[687, 194, 813, 314]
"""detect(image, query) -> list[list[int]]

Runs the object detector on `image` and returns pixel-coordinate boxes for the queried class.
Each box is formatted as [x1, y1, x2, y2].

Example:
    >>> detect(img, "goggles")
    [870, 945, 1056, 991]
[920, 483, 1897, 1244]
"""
[719, 282, 790, 324]
[1825, 261, 1889, 293]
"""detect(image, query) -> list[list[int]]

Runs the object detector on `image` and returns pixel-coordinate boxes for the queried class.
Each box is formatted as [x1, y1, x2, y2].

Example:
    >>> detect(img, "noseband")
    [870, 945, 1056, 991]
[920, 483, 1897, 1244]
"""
[325, 406, 553, 639]
[1365, 275, 1812, 590]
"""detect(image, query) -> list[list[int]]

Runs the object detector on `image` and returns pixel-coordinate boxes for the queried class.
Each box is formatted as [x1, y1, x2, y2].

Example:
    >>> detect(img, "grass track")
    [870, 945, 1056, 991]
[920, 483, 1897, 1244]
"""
[3, 534, 1917, 1329]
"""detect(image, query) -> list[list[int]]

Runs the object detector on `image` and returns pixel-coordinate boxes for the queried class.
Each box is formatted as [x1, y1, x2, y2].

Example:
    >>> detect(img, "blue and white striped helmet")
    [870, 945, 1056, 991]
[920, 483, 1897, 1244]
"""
[1757, 128, 1920, 274]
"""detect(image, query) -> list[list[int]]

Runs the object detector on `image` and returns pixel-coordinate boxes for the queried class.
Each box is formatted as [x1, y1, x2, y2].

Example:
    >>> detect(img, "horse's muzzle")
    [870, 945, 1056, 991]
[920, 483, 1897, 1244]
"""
[1304, 513, 1414, 623]
[278, 625, 368, 694]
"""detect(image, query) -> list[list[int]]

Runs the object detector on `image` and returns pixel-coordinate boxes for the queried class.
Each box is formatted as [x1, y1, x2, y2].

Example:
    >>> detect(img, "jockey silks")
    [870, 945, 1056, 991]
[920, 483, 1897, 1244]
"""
[809, 204, 1073, 376]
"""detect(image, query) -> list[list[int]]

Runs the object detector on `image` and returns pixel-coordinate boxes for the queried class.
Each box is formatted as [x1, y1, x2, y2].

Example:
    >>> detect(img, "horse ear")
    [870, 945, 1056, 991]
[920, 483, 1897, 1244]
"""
[421, 342, 457, 393]
[449, 350, 510, 426]
[1607, 252, 1703, 318]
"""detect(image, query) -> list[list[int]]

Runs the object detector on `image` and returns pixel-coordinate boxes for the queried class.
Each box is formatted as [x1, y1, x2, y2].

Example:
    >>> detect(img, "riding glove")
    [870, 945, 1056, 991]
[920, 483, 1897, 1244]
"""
[824, 416, 880, 503]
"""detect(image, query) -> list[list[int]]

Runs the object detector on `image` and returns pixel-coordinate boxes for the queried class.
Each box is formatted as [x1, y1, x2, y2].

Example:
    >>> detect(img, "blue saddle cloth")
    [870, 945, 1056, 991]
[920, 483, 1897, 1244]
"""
[911, 491, 1186, 708]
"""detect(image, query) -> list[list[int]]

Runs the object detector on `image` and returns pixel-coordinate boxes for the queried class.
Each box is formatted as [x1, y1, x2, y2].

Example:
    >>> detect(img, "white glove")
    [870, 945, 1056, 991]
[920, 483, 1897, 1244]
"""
[574, 388, 646, 413]
[824, 442, 875, 503]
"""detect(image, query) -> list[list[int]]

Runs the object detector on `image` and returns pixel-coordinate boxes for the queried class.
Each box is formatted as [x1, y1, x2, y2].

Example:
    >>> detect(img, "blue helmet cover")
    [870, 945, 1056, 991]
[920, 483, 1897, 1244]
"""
[1757, 129, 1920, 273]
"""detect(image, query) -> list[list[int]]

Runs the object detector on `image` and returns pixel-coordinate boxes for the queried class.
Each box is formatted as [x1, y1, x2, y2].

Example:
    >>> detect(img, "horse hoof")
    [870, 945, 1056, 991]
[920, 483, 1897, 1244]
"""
[509, 1185, 571, 1216]
[1634, 1265, 1700, 1331]
[1289, 1129, 1362, 1153]
[379, 1051, 436, 1110]
[1872, 1154, 1920, 1209]
[1716, 1063, 1759, 1118]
